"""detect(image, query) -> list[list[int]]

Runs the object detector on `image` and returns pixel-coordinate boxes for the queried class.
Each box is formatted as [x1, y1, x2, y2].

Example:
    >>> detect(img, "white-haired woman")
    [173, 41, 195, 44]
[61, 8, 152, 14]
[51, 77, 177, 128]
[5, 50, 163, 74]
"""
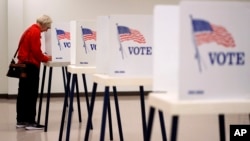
[16, 15, 52, 130]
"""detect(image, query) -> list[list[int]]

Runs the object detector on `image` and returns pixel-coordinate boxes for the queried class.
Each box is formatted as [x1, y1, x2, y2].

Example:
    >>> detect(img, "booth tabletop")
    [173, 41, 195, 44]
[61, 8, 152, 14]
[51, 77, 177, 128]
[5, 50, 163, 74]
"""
[43, 61, 70, 67]
[148, 93, 250, 115]
[92, 74, 152, 87]
[67, 65, 96, 74]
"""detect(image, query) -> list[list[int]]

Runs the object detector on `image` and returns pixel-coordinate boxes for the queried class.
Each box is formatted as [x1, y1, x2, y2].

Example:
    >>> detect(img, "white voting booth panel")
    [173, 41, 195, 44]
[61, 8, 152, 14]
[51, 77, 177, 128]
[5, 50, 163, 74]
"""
[153, 5, 180, 97]
[153, 2, 250, 100]
[70, 20, 97, 66]
[45, 22, 71, 62]
[96, 15, 153, 77]
[96, 16, 110, 74]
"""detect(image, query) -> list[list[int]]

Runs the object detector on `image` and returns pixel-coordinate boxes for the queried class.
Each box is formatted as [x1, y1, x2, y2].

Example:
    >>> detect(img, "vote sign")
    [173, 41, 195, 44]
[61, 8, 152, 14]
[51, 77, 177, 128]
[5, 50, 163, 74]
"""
[45, 22, 71, 62]
[70, 20, 97, 66]
[153, 2, 250, 100]
[179, 1, 250, 100]
[96, 15, 153, 77]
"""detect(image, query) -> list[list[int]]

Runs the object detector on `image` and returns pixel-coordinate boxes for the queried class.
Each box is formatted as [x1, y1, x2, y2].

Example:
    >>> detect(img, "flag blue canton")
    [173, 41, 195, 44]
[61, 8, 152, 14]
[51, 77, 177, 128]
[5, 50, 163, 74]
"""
[82, 28, 93, 35]
[192, 19, 213, 32]
[117, 26, 131, 34]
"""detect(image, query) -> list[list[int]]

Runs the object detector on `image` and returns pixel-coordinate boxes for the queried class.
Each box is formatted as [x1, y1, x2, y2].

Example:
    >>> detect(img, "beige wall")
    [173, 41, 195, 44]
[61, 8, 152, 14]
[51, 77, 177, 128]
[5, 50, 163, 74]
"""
[0, 0, 8, 94]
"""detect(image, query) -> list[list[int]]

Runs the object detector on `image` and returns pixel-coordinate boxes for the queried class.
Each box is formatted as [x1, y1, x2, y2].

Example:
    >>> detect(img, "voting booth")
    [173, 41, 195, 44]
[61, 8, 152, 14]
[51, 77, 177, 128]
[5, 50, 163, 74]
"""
[70, 20, 97, 66]
[45, 22, 71, 62]
[153, 1, 250, 100]
[96, 15, 153, 77]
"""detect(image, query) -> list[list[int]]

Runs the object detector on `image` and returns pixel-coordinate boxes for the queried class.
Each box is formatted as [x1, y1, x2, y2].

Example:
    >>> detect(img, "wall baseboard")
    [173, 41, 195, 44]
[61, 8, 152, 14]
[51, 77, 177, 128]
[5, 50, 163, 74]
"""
[0, 91, 151, 99]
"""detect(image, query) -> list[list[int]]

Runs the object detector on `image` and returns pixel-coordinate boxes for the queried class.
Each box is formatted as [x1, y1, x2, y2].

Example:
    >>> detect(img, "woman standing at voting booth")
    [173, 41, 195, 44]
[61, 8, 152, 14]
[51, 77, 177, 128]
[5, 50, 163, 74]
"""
[16, 15, 52, 130]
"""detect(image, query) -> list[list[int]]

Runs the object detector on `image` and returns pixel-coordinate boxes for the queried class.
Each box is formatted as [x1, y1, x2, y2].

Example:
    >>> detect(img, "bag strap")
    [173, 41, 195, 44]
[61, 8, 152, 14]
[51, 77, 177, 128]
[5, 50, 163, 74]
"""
[13, 28, 30, 59]
[13, 44, 20, 59]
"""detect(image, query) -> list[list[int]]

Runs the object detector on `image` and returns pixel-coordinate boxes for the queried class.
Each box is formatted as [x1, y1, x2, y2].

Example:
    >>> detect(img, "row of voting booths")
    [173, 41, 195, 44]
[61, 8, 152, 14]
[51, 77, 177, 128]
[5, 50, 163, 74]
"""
[44, 14, 153, 140]
[44, 15, 152, 78]
[44, 0, 250, 100]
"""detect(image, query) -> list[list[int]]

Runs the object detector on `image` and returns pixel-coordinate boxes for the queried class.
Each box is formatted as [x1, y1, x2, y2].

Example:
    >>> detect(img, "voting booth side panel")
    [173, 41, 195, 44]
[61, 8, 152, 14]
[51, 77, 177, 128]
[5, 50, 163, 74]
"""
[108, 15, 153, 77]
[45, 22, 71, 62]
[96, 16, 110, 74]
[153, 5, 180, 97]
[70, 21, 77, 65]
[71, 20, 97, 66]
[179, 1, 250, 100]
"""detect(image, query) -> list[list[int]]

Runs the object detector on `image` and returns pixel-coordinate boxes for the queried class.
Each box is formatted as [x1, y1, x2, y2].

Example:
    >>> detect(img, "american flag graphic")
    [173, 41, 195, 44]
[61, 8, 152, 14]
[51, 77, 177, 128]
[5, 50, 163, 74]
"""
[81, 28, 96, 41]
[56, 29, 70, 40]
[117, 26, 146, 44]
[192, 19, 235, 47]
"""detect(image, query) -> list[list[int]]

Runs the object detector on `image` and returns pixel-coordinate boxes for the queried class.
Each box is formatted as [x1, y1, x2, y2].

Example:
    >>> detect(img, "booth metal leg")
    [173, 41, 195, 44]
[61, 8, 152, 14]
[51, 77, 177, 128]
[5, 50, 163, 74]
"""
[170, 115, 178, 141]
[82, 74, 92, 129]
[159, 110, 167, 141]
[44, 67, 53, 132]
[219, 114, 225, 141]
[100, 86, 114, 141]
[62, 67, 68, 93]
[139, 85, 147, 141]
[37, 65, 47, 124]
[75, 76, 82, 122]
[146, 106, 155, 141]
[113, 86, 124, 141]
[65, 74, 77, 141]
[107, 90, 113, 141]
[84, 82, 97, 141]
[58, 72, 71, 141]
